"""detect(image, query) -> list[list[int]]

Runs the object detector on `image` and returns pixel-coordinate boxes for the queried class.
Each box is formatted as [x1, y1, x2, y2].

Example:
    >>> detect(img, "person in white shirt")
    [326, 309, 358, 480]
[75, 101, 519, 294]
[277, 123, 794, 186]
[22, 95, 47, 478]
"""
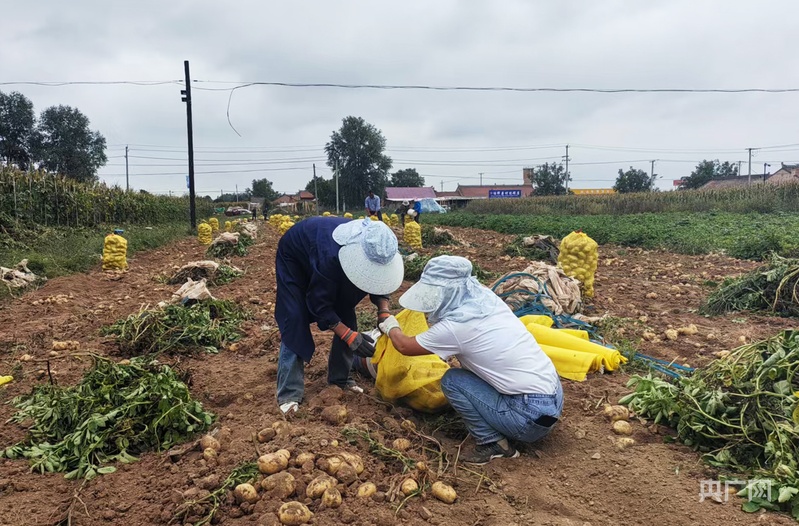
[379, 255, 562, 465]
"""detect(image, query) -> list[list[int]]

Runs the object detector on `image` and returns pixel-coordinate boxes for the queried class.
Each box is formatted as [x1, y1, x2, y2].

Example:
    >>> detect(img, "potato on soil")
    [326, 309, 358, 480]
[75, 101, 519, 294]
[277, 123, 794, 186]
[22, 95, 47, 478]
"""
[317, 455, 344, 475]
[415, 461, 428, 473]
[277, 501, 313, 525]
[259, 450, 290, 474]
[234, 483, 259, 504]
[321, 404, 348, 425]
[335, 462, 358, 484]
[261, 472, 296, 499]
[615, 437, 636, 451]
[202, 447, 218, 462]
[199, 434, 221, 452]
[293, 452, 315, 467]
[337, 452, 364, 474]
[306, 475, 336, 499]
[603, 404, 629, 422]
[400, 478, 419, 496]
[356, 482, 377, 498]
[400, 419, 417, 432]
[257, 428, 277, 443]
[392, 438, 411, 451]
[431, 481, 457, 504]
[612, 420, 633, 436]
[321, 487, 342, 509]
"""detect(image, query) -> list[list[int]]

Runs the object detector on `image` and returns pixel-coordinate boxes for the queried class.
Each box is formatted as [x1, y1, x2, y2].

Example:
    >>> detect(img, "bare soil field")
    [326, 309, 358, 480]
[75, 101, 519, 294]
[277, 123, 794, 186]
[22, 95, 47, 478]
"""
[0, 222, 794, 526]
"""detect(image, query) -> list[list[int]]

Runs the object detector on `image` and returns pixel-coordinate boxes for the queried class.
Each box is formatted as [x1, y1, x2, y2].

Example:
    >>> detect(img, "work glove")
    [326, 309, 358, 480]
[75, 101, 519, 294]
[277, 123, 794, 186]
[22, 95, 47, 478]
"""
[341, 328, 375, 358]
[378, 315, 401, 335]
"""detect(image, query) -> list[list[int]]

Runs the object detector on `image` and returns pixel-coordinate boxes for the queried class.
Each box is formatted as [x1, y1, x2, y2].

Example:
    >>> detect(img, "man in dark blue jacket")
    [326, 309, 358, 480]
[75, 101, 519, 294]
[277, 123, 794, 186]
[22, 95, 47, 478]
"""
[274, 217, 404, 415]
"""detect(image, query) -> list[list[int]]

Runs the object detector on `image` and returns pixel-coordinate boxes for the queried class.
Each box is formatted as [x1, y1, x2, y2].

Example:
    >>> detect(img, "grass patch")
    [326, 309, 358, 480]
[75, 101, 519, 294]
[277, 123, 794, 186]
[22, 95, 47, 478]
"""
[426, 211, 799, 260]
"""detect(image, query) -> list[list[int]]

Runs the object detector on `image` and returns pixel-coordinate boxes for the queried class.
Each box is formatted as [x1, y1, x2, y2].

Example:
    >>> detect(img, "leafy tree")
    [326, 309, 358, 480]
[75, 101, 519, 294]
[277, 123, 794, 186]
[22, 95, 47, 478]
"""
[305, 175, 336, 209]
[214, 190, 251, 203]
[614, 166, 657, 193]
[0, 91, 36, 169]
[390, 168, 425, 187]
[679, 160, 739, 189]
[32, 105, 107, 183]
[325, 116, 392, 210]
[531, 162, 570, 196]
[250, 178, 280, 201]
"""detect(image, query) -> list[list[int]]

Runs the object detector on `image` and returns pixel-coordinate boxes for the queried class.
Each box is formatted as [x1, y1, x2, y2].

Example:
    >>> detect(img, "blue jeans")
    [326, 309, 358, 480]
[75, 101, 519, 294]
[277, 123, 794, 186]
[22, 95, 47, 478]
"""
[440, 368, 563, 445]
[276, 339, 356, 405]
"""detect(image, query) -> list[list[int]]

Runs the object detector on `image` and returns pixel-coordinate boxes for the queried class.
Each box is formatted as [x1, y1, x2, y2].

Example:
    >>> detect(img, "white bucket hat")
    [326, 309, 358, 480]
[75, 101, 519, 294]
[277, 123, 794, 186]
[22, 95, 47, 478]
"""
[332, 219, 404, 295]
[402, 200, 409, 206]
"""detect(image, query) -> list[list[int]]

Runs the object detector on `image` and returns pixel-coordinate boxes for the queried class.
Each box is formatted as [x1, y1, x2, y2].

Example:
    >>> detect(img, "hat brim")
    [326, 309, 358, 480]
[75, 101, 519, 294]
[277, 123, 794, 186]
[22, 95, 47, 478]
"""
[399, 282, 442, 313]
[339, 243, 404, 295]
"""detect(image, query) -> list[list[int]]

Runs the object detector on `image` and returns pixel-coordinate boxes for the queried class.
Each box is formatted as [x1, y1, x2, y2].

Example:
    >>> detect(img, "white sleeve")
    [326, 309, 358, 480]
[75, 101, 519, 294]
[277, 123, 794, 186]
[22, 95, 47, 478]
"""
[415, 321, 461, 360]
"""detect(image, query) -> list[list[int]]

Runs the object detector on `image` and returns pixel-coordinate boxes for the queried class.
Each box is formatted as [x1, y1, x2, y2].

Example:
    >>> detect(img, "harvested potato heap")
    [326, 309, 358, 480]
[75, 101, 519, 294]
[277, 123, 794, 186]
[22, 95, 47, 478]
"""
[279, 219, 295, 236]
[102, 232, 128, 271]
[198, 222, 213, 245]
[208, 217, 220, 232]
[404, 221, 423, 250]
[558, 230, 598, 298]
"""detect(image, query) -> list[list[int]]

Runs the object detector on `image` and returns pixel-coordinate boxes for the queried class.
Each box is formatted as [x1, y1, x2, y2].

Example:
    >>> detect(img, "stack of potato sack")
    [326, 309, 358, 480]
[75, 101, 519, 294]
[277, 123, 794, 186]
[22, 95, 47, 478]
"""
[197, 222, 213, 245]
[557, 231, 598, 298]
[344, 212, 353, 219]
[404, 221, 423, 250]
[208, 217, 220, 232]
[279, 218, 295, 235]
[390, 214, 399, 227]
[102, 231, 128, 271]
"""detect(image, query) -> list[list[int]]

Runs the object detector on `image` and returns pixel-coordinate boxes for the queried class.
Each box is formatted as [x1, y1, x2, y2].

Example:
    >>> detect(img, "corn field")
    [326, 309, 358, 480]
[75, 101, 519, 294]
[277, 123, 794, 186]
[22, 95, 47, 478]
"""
[466, 182, 799, 216]
[0, 168, 214, 228]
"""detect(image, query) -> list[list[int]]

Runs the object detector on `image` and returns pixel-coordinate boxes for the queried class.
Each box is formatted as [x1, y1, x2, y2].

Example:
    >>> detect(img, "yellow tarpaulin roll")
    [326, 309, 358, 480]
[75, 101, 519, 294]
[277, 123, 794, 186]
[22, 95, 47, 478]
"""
[372, 310, 449, 413]
[539, 345, 603, 382]
[525, 321, 627, 381]
[519, 315, 554, 328]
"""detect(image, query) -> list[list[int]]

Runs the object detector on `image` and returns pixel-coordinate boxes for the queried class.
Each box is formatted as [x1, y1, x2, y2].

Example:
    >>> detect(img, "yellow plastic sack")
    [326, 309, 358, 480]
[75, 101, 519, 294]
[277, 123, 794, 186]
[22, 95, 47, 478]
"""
[403, 221, 423, 250]
[208, 217, 220, 232]
[198, 223, 212, 245]
[372, 310, 450, 413]
[102, 233, 128, 271]
[558, 231, 598, 298]
[0, 375, 12, 386]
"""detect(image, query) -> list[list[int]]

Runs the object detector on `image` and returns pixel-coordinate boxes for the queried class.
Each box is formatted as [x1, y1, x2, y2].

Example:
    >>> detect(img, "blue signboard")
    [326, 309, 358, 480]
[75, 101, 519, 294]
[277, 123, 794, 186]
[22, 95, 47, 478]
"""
[488, 189, 522, 198]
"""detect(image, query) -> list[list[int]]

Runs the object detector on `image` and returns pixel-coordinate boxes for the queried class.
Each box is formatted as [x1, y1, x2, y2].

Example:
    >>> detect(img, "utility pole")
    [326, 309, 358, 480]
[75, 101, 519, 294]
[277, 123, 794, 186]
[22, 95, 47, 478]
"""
[764, 163, 771, 182]
[440, 180, 443, 192]
[478, 172, 483, 185]
[563, 144, 571, 194]
[650, 160, 656, 179]
[747, 147, 754, 185]
[125, 146, 129, 191]
[235, 184, 239, 202]
[737, 161, 743, 177]
[181, 60, 197, 231]
[335, 159, 340, 214]
[313, 163, 319, 215]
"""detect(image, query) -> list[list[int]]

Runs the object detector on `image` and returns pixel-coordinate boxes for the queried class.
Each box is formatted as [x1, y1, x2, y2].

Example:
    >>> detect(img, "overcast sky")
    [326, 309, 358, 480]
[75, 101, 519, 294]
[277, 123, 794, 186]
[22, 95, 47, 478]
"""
[3, 1, 798, 197]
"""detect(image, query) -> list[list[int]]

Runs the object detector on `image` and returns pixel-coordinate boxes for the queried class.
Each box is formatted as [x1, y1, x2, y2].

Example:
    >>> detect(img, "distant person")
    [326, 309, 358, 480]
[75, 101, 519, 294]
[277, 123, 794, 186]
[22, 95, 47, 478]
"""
[399, 200, 409, 225]
[252, 206, 258, 221]
[365, 190, 383, 222]
[410, 200, 422, 223]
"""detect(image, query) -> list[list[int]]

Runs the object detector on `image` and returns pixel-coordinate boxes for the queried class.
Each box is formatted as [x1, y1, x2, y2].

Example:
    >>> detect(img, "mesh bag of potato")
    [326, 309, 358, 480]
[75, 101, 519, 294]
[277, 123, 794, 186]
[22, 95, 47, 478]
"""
[372, 310, 449, 413]
[197, 223, 213, 245]
[102, 234, 128, 271]
[403, 221, 423, 250]
[557, 231, 598, 298]
[208, 217, 219, 232]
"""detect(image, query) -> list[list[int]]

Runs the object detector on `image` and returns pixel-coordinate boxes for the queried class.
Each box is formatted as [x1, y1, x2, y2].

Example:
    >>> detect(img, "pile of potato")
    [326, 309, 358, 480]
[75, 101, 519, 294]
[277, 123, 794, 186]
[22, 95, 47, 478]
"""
[604, 404, 635, 451]
[558, 230, 598, 298]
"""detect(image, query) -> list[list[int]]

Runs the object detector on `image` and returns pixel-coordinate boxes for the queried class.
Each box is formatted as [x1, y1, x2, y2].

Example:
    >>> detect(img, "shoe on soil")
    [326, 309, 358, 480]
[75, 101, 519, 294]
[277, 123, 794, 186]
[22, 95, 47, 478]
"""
[346, 384, 364, 394]
[279, 401, 299, 415]
[461, 441, 520, 465]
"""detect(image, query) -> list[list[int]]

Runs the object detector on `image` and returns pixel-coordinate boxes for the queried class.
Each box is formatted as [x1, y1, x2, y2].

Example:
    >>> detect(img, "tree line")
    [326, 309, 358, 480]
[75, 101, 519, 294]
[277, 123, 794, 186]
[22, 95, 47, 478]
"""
[0, 91, 107, 183]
